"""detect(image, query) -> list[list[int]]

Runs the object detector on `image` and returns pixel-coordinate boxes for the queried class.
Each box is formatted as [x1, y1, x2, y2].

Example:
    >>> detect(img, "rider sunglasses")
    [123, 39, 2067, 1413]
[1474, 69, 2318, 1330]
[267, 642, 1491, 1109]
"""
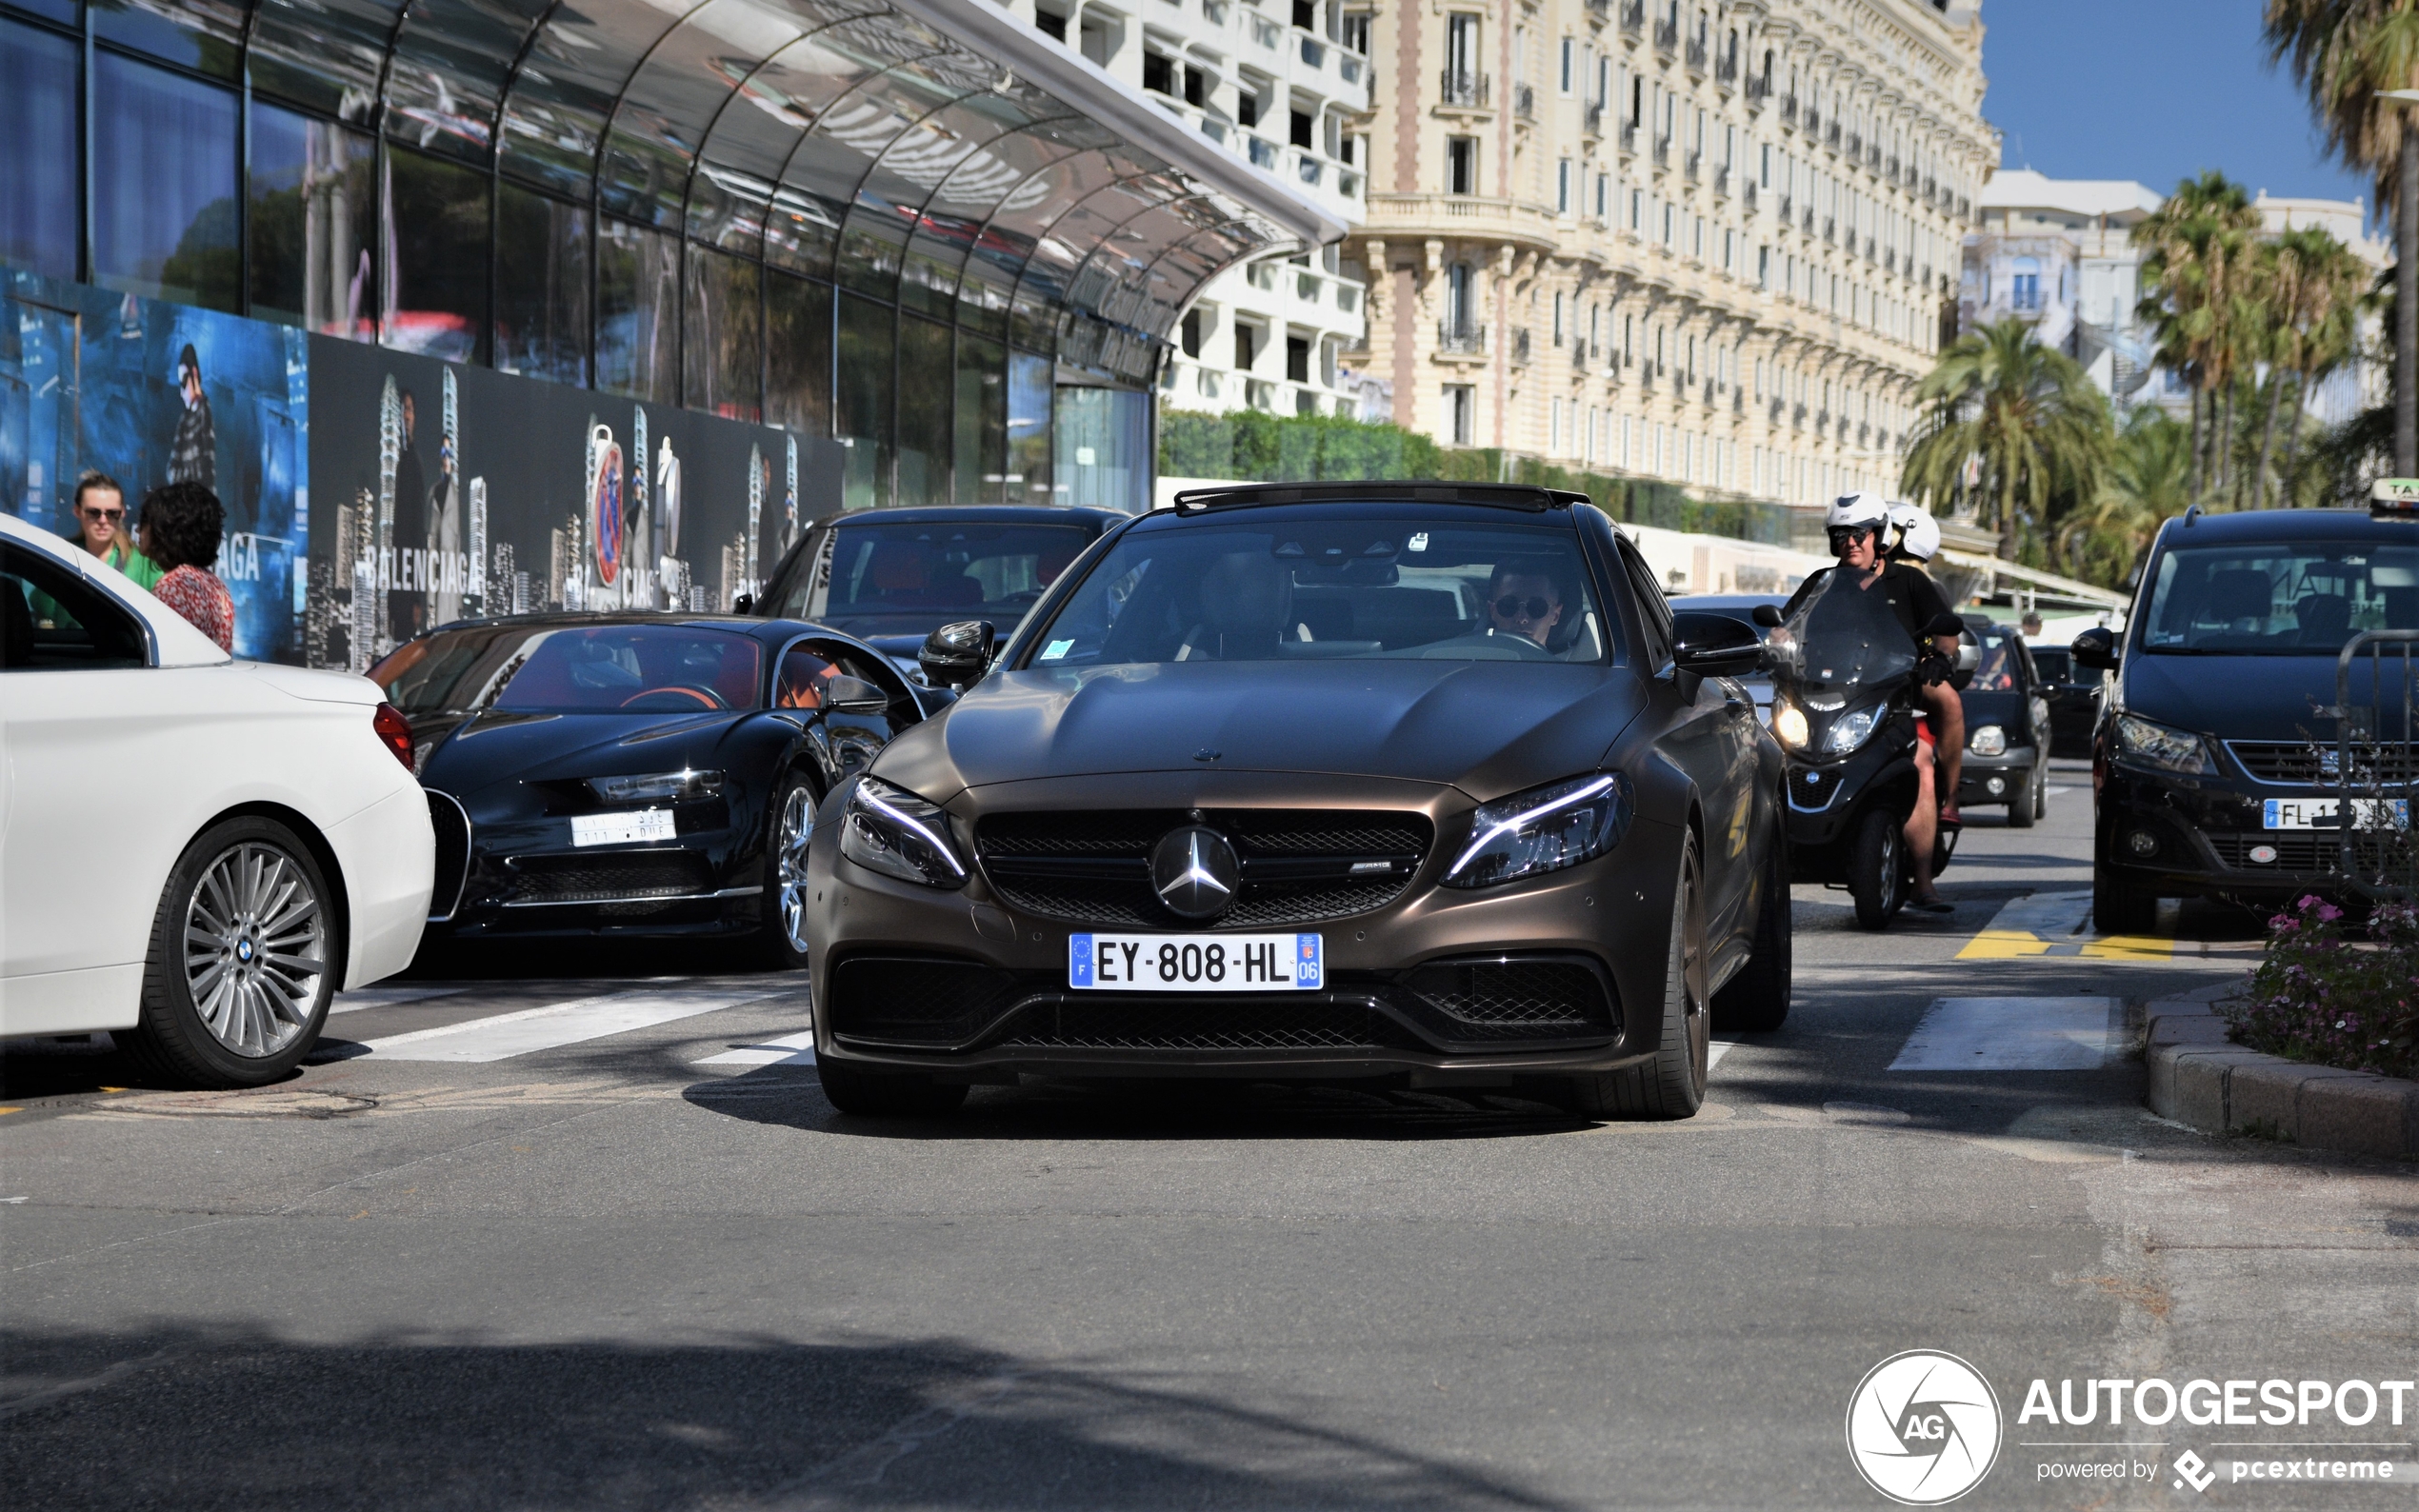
[1493, 594, 1555, 620]
[1827, 526, 1876, 552]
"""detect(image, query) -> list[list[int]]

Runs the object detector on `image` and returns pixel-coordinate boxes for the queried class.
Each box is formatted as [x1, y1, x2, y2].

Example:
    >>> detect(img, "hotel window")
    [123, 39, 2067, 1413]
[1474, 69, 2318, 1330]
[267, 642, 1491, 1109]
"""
[1557, 159, 1572, 214]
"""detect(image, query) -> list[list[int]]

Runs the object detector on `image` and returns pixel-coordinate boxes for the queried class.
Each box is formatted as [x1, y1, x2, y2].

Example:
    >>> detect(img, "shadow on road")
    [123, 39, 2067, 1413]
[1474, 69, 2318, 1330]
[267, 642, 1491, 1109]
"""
[0, 1324, 1573, 1512]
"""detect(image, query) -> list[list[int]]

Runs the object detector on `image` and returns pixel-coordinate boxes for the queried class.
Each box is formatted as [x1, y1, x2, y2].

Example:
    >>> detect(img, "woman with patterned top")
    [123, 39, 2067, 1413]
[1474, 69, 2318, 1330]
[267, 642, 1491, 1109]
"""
[139, 481, 234, 652]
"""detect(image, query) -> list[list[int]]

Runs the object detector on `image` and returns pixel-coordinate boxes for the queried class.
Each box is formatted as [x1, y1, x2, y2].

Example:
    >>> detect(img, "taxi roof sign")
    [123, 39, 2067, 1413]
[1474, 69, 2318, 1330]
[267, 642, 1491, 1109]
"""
[2372, 478, 2419, 516]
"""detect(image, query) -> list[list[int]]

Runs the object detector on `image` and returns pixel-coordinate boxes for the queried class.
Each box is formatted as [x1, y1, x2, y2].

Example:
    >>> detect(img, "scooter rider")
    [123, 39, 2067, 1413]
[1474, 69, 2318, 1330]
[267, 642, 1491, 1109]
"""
[1781, 493, 1961, 912]
[1889, 500, 1966, 821]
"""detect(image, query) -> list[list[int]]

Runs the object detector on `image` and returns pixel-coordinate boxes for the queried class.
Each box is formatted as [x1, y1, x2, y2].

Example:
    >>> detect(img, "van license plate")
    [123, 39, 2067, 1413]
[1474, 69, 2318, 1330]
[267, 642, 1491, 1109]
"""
[2263, 798, 2409, 829]
[1069, 933, 1323, 992]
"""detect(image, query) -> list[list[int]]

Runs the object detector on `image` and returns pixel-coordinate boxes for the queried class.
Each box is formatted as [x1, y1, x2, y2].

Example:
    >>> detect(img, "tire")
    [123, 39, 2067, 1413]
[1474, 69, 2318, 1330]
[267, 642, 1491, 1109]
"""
[1711, 825, 1790, 1033]
[1848, 807, 1904, 929]
[2033, 764, 2050, 821]
[760, 769, 819, 969]
[2094, 861, 2160, 935]
[1551, 832, 1708, 1120]
[814, 1057, 969, 1117]
[2008, 766, 2037, 828]
[118, 816, 339, 1090]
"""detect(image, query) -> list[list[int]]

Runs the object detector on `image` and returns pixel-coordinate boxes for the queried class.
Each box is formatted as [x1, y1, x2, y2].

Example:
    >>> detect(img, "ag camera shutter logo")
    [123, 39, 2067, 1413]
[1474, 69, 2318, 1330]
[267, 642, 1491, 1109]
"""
[1846, 1350, 2003, 1504]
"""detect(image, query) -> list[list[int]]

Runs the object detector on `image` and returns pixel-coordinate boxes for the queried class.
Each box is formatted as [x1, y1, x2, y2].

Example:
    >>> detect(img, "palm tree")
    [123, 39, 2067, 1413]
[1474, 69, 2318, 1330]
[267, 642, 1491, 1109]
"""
[2060, 409, 2195, 585]
[2266, 1, 2419, 472]
[2276, 229, 2376, 496]
[1902, 319, 2114, 562]
[2133, 172, 2262, 494]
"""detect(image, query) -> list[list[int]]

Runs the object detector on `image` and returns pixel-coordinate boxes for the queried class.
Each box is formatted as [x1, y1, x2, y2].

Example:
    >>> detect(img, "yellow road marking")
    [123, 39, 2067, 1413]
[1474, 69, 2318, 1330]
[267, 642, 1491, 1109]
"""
[1959, 929, 2174, 961]
[0, 1107, 21, 1117]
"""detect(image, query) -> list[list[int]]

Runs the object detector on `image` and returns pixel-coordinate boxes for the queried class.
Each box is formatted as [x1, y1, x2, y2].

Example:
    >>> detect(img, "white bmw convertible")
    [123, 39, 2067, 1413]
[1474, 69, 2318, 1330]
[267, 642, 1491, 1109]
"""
[1, 512, 433, 1086]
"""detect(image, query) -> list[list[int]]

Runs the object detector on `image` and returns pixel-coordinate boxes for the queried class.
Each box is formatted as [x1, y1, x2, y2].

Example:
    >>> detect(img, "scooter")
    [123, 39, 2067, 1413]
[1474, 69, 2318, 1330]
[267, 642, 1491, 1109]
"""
[1762, 583, 1977, 928]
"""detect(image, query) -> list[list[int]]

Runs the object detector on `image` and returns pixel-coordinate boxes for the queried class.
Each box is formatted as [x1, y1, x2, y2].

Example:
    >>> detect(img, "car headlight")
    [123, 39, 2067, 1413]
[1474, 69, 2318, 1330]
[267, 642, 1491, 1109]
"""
[2112, 713, 2214, 775]
[840, 777, 969, 888]
[1821, 706, 1882, 756]
[1443, 772, 1635, 889]
[590, 768, 725, 803]
[1968, 724, 2007, 757]
[1771, 704, 1809, 748]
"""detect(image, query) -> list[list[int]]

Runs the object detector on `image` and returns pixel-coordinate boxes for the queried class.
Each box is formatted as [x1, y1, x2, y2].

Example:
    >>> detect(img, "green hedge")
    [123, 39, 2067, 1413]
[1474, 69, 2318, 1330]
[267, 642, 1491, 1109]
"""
[1158, 408, 1818, 549]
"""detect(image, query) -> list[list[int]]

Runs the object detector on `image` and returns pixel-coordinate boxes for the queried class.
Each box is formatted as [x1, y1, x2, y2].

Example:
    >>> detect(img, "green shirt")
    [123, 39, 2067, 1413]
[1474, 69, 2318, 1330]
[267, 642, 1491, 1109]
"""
[95, 541, 167, 590]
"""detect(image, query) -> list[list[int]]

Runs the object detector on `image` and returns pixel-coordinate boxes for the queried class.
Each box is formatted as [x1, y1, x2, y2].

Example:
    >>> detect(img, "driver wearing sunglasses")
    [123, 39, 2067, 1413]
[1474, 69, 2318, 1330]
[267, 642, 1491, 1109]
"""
[1485, 560, 1565, 648]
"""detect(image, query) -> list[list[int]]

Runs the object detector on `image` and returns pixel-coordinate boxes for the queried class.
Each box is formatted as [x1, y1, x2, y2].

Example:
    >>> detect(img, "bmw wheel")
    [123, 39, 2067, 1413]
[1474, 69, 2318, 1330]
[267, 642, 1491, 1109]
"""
[761, 770, 818, 969]
[119, 817, 338, 1089]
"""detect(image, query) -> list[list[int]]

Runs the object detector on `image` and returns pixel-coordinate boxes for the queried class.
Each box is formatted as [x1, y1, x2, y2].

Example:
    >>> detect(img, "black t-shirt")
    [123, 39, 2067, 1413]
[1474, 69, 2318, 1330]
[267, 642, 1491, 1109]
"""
[1782, 562, 1952, 646]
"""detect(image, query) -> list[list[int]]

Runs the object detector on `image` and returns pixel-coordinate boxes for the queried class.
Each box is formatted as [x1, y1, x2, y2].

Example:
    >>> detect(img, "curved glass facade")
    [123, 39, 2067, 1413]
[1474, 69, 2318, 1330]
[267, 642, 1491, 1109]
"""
[0, 0, 1307, 507]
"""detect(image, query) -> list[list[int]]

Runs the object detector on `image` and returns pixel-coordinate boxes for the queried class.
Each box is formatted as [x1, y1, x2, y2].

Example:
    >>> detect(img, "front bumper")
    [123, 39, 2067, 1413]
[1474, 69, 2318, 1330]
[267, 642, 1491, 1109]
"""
[1956, 745, 2035, 806]
[423, 788, 766, 940]
[2096, 761, 2379, 901]
[806, 772, 1687, 1084]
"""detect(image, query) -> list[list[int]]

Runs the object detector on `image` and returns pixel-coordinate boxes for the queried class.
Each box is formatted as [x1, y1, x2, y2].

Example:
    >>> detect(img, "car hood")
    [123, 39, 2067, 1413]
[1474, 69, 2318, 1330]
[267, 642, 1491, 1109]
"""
[2123, 652, 2345, 741]
[416, 709, 750, 793]
[875, 661, 1647, 805]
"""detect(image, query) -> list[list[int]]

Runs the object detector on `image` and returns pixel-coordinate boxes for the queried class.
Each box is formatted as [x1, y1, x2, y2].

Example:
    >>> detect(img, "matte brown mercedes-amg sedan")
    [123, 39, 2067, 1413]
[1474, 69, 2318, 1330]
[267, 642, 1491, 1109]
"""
[802, 483, 1789, 1119]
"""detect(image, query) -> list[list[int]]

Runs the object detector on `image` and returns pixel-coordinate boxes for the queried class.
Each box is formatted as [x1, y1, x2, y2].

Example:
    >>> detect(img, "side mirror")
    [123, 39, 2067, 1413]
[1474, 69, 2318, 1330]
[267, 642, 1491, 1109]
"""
[918, 619, 996, 689]
[732, 592, 755, 615]
[1750, 603, 1783, 628]
[2070, 627, 2120, 671]
[1670, 610, 1763, 677]
[824, 674, 890, 714]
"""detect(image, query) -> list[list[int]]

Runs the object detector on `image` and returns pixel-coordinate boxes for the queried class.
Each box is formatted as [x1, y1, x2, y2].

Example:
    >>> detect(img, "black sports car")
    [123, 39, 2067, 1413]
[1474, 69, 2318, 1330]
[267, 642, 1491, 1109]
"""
[371, 613, 923, 963]
[805, 482, 1789, 1121]
[749, 505, 1128, 678]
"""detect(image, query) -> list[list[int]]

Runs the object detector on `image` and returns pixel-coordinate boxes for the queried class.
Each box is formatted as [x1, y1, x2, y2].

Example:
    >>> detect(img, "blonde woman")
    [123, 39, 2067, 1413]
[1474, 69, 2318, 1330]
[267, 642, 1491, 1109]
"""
[68, 470, 165, 589]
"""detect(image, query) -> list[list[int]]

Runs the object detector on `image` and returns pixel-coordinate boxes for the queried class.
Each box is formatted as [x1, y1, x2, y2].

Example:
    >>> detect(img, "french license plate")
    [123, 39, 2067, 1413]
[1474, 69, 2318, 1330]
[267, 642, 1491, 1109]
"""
[570, 808, 676, 846]
[2263, 798, 2409, 829]
[1069, 933, 1323, 992]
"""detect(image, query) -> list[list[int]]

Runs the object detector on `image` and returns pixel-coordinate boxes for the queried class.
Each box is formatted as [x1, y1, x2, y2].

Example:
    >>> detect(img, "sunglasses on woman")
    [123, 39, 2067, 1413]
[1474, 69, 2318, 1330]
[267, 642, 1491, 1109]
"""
[80, 506, 125, 523]
[1493, 594, 1556, 620]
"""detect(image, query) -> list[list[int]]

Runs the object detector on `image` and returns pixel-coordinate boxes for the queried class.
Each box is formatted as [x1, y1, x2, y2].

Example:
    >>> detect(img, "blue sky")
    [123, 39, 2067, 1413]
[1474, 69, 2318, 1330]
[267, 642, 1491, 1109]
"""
[1981, 0, 2375, 217]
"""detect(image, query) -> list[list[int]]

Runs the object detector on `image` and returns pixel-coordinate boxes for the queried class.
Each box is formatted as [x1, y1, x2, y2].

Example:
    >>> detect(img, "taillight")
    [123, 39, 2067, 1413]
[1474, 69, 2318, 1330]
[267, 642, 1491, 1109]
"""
[373, 702, 415, 771]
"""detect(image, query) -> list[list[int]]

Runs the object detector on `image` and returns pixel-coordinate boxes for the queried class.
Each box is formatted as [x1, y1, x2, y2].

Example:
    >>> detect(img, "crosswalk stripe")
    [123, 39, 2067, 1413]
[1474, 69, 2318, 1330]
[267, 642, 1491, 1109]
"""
[353, 982, 794, 1063]
[693, 1030, 817, 1067]
[1888, 996, 2122, 1071]
[1707, 1040, 1736, 1073]
[330, 985, 469, 1014]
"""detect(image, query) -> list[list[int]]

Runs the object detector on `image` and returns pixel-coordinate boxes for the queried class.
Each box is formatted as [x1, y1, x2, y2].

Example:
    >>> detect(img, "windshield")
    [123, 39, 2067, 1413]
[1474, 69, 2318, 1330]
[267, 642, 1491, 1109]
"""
[2142, 541, 2419, 654]
[1770, 568, 1918, 706]
[373, 624, 765, 715]
[773, 521, 1093, 626]
[1024, 518, 1614, 666]
[1969, 623, 2025, 692]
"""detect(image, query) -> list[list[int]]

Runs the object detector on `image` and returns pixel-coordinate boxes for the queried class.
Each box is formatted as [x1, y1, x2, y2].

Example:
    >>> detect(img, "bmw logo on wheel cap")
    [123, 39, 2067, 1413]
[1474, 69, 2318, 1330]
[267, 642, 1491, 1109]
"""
[1846, 1350, 2002, 1504]
[1150, 826, 1239, 921]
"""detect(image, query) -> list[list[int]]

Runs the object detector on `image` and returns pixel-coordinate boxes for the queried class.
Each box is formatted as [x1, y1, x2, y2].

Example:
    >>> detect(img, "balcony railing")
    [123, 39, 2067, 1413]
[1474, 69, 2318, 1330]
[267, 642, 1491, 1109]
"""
[1684, 149, 1701, 183]
[1652, 135, 1670, 168]
[1802, 105, 1818, 136]
[1619, 121, 1637, 154]
[1620, 0, 1644, 36]
[1440, 69, 1489, 108]
[1514, 82, 1535, 119]
[1437, 320, 1488, 355]
[1743, 179, 1757, 211]
[1778, 193, 1791, 222]
[1846, 131, 1861, 158]
[1297, 30, 1324, 68]
[1653, 19, 1677, 54]
[1586, 0, 1609, 18]
[1685, 35, 1706, 72]
[1584, 101, 1604, 136]
[1713, 164, 1729, 196]
[1747, 74, 1769, 107]
[1248, 135, 1278, 169]
[1780, 94, 1798, 127]
[1717, 50, 1737, 87]
[1511, 327, 1532, 364]
[1826, 120, 1842, 149]
[1249, 12, 1279, 48]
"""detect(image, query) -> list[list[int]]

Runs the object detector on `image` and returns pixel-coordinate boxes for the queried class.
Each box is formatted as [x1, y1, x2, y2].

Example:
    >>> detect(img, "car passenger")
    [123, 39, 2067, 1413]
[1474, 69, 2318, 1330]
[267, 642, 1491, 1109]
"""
[1487, 559, 1565, 648]
[1889, 501, 1968, 825]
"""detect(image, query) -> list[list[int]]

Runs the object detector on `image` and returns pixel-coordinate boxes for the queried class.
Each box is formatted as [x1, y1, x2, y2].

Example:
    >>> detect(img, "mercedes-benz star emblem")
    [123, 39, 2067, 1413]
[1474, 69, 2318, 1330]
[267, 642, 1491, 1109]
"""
[1150, 826, 1239, 920]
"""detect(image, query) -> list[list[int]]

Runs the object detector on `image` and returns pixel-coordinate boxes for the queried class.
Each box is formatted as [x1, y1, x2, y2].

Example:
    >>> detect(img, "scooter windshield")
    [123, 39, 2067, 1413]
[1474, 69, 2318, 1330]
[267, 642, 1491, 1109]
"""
[1770, 568, 1919, 710]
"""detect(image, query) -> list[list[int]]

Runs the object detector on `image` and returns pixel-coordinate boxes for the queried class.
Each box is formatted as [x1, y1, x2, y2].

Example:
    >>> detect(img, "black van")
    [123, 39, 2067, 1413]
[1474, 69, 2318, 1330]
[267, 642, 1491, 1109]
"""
[2076, 505, 2419, 931]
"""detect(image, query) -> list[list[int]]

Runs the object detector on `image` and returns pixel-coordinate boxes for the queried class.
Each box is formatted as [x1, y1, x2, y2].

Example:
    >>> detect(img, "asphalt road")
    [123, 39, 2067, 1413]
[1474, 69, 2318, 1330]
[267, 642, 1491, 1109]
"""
[3, 760, 2414, 1511]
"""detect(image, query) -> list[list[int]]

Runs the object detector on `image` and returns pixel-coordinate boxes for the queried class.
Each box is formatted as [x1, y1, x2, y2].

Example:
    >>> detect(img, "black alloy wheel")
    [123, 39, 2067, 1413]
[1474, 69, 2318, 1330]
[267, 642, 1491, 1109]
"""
[760, 769, 819, 969]
[1711, 823, 1791, 1033]
[1551, 831, 1709, 1120]
[1849, 807, 1905, 929]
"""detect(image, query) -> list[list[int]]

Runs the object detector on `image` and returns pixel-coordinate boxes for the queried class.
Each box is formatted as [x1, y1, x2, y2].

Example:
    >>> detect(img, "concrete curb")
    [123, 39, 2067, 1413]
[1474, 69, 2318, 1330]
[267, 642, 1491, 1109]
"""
[2144, 983, 2419, 1159]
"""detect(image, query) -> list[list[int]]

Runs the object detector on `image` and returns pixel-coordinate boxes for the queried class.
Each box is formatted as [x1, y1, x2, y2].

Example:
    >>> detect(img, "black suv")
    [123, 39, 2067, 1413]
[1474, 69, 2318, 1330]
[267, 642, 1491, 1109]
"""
[2078, 506, 2419, 930]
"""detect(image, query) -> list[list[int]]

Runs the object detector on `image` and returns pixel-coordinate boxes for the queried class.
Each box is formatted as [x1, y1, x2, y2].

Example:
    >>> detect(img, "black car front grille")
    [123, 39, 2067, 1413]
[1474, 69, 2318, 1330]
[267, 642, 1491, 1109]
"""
[1398, 957, 1619, 1040]
[2226, 741, 2419, 787]
[825, 957, 1023, 1046]
[501, 850, 713, 904]
[975, 808, 1432, 928]
[992, 998, 1417, 1052]
[2206, 832, 2407, 873]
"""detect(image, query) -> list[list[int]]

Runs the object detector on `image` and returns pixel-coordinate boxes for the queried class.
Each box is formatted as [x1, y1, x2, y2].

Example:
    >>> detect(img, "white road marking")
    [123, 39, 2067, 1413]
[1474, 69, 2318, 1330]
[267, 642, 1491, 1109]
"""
[329, 985, 469, 1014]
[2045, 786, 2075, 796]
[352, 982, 793, 1062]
[693, 1030, 817, 1067]
[1707, 1040, 1736, 1073]
[1888, 996, 2124, 1071]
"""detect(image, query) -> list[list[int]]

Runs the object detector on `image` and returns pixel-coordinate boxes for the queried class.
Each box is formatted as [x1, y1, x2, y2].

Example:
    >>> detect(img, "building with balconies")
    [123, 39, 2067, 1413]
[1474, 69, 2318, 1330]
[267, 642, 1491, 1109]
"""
[1003, 0, 1372, 420]
[1346, 0, 1994, 506]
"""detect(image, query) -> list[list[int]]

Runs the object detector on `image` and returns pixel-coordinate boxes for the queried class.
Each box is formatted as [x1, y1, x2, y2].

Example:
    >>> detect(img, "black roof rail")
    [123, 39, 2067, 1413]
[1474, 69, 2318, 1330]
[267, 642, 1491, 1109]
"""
[1168, 481, 1588, 515]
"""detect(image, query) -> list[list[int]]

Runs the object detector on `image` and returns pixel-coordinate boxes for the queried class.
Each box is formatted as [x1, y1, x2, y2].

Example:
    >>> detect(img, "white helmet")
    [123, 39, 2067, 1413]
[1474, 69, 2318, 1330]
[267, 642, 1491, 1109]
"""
[1826, 491, 1890, 553]
[1889, 500, 1941, 562]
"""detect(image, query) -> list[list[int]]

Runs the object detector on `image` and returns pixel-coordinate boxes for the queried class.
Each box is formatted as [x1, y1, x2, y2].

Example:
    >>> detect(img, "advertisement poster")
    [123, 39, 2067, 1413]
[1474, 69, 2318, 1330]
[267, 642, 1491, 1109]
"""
[2, 268, 309, 662]
[304, 337, 843, 671]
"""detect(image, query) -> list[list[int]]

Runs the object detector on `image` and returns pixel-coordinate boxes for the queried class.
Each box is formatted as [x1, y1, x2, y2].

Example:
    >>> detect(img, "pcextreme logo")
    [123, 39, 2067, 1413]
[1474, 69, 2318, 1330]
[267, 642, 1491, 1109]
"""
[1846, 1350, 2004, 1505]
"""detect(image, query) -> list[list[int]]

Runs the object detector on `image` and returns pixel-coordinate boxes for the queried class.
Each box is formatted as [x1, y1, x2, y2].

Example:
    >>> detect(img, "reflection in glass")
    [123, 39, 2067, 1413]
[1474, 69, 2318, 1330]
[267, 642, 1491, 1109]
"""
[598, 218, 680, 404]
[250, 104, 378, 339]
[836, 292, 894, 510]
[686, 245, 763, 423]
[93, 51, 240, 311]
[896, 314, 951, 506]
[1007, 349, 1052, 502]
[766, 271, 832, 437]
[383, 146, 489, 363]
[494, 183, 590, 386]
[1, 20, 80, 281]
[1053, 386, 1148, 512]
[954, 333, 1006, 503]
[92, 0, 246, 77]
[245, 0, 389, 123]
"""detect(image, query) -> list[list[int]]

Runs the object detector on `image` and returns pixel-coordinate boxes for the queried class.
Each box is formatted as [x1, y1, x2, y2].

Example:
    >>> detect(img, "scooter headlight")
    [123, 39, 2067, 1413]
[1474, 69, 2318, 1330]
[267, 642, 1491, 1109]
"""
[1821, 706, 1882, 756]
[1771, 704, 1809, 748]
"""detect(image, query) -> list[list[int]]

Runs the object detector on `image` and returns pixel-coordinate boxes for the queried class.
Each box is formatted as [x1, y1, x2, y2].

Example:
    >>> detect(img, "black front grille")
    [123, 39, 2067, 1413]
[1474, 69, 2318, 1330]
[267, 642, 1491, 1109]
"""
[2206, 832, 2406, 873]
[2226, 741, 2419, 787]
[503, 850, 711, 903]
[975, 808, 1431, 928]
[992, 997, 1416, 1052]
[826, 957, 1022, 1046]
[1399, 957, 1618, 1040]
